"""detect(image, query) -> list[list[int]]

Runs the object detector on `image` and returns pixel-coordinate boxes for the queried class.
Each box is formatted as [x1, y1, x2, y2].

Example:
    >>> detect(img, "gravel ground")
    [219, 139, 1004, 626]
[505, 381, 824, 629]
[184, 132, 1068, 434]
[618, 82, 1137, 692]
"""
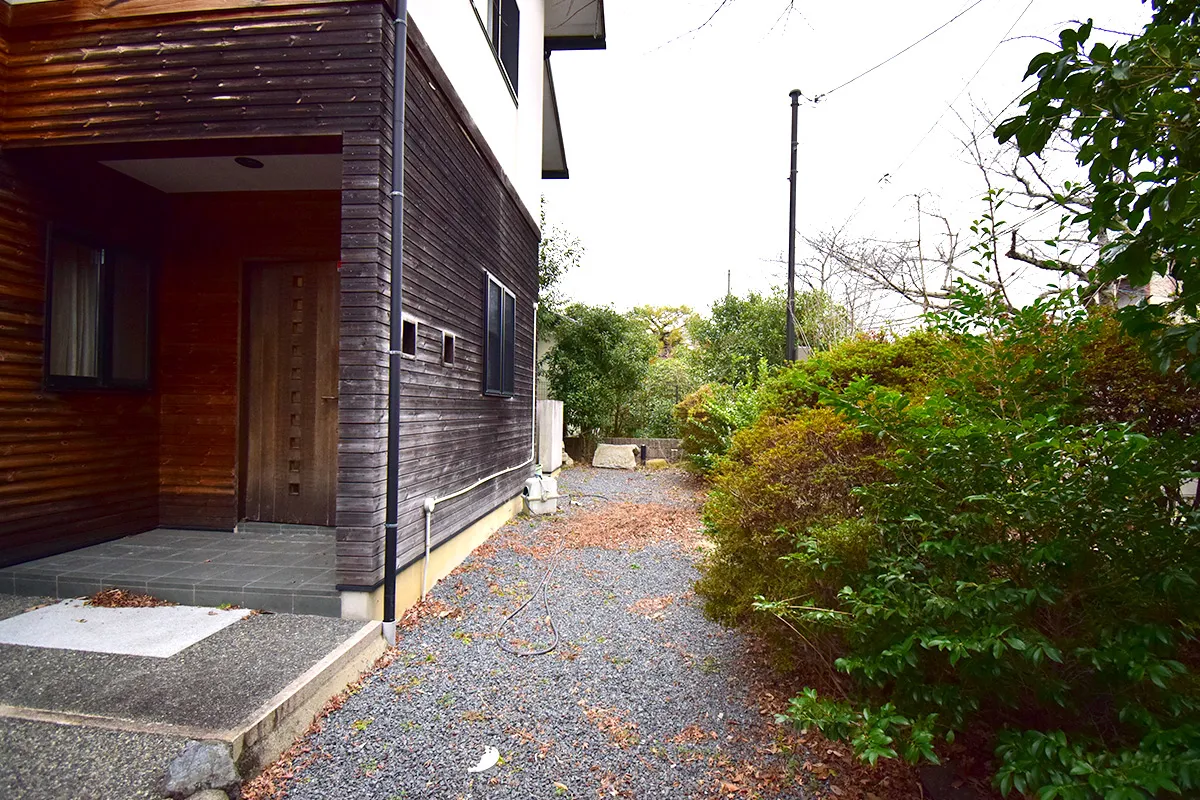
[273, 467, 812, 800]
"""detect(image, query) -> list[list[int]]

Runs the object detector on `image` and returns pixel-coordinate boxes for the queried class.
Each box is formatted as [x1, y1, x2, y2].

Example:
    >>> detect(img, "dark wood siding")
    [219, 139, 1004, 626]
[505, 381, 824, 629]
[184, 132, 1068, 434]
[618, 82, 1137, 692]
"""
[0, 4, 388, 147]
[0, 157, 162, 566]
[385, 31, 540, 579]
[0, 5, 541, 590]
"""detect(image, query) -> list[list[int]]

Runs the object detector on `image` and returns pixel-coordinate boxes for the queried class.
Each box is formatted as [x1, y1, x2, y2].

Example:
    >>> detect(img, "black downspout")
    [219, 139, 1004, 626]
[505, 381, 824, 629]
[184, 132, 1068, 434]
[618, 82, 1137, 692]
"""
[383, 0, 409, 641]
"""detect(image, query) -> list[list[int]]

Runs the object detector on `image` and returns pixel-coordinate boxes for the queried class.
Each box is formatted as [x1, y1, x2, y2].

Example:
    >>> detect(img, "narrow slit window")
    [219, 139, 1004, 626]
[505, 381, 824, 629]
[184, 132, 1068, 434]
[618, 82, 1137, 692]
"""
[483, 274, 516, 397]
[401, 319, 418, 358]
[442, 331, 456, 365]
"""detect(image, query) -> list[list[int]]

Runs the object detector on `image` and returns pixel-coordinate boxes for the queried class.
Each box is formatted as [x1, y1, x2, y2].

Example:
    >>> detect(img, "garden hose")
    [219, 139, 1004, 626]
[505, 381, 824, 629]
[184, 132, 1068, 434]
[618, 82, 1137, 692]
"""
[494, 491, 610, 657]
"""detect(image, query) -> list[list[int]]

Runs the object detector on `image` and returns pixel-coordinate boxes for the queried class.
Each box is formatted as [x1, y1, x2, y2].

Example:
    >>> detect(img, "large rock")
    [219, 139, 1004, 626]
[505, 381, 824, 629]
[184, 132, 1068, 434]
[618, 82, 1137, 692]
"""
[163, 741, 241, 800]
[593, 443, 639, 470]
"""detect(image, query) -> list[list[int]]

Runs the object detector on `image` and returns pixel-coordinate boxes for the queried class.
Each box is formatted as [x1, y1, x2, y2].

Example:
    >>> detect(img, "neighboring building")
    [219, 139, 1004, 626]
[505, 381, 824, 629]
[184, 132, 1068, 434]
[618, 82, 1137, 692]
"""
[0, 0, 604, 618]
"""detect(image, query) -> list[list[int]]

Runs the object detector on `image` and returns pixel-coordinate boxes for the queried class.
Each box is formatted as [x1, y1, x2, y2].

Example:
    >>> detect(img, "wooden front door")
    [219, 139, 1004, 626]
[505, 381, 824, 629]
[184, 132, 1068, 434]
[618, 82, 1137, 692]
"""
[242, 261, 339, 526]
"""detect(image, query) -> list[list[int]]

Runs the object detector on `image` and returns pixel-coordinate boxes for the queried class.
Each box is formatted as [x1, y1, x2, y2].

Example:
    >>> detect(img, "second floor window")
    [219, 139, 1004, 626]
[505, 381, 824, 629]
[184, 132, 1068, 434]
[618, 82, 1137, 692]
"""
[474, 0, 521, 97]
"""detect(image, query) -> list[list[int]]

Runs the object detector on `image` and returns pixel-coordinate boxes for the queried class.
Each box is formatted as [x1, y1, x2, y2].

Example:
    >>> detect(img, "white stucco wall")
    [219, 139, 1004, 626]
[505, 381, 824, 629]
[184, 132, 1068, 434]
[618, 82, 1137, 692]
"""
[408, 0, 545, 216]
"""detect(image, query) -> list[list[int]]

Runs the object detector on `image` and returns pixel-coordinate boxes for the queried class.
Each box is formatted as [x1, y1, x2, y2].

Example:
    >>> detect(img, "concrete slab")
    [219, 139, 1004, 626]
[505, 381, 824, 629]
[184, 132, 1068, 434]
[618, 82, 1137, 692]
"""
[0, 717, 189, 800]
[0, 599, 251, 658]
[0, 526, 340, 617]
[0, 594, 386, 797]
[0, 611, 366, 731]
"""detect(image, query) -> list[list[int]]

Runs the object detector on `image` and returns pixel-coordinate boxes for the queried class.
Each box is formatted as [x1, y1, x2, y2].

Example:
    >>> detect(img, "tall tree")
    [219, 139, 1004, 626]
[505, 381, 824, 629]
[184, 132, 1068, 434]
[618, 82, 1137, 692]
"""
[689, 289, 850, 386]
[629, 305, 697, 358]
[538, 199, 583, 333]
[545, 304, 657, 442]
[995, 2, 1200, 372]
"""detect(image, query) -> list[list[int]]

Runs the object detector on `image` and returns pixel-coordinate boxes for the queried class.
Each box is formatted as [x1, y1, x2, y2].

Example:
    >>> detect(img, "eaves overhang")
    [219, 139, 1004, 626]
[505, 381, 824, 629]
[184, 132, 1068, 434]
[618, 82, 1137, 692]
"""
[544, 0, 605, 51]
[541, 58, 568, 179]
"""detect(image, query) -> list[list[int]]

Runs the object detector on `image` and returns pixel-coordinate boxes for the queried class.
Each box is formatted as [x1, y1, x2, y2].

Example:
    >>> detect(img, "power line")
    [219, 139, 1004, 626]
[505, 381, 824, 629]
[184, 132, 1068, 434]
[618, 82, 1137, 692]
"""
[809, 0, 991, 103]
[835, 0, 1037, 226]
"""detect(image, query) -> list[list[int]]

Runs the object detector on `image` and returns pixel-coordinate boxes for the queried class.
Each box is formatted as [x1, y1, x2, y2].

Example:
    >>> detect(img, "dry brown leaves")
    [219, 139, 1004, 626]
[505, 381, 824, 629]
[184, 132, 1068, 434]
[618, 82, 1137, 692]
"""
[578, 700, 640, 749]
[710, 632, 925, 800]
[673, 724, 717, 745]
[548, 502, 703, 552]
[628, 595, 676, 618]
[242, 646, 404, 800]
[399, 597, 464, 628]
[85, 588, 176, 608]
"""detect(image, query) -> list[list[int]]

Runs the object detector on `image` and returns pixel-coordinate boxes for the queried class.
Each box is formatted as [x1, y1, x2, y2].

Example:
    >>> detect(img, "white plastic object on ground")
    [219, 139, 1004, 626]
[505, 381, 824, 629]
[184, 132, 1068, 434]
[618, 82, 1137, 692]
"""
[467, 746, 501, 773]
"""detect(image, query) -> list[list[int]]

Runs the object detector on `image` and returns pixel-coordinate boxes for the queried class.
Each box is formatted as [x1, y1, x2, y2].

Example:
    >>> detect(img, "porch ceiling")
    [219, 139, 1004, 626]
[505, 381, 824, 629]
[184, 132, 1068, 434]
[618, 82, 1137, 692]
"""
[100, 153, 343, 194]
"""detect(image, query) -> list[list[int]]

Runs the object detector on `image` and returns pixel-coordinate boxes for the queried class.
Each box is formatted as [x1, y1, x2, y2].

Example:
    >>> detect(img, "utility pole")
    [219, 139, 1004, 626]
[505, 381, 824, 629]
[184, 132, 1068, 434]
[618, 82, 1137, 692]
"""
[786, 89, 801, 362]
[726, 269, 731, 298]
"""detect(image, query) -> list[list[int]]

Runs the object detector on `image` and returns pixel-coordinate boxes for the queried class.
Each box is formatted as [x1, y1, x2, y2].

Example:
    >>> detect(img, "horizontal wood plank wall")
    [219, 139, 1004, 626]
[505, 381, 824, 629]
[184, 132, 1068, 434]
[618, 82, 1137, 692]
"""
[0, 3, 391, 572]
[160, 192, 341, 530]
[0, 3, 388, 147]
[0, 156, 163, 566]
[6, 0, 395, 28]
[384, 36, 540, 580]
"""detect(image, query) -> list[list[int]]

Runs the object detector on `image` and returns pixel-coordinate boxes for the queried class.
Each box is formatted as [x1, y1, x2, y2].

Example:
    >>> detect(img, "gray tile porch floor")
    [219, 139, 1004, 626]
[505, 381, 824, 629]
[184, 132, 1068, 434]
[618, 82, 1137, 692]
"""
[0, 527, 341, 617]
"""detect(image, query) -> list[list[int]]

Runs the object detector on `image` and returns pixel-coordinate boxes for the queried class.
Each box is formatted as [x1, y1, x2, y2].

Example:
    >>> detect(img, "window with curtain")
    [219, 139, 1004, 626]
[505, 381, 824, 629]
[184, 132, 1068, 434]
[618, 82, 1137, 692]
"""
[46, 231, 152, 390]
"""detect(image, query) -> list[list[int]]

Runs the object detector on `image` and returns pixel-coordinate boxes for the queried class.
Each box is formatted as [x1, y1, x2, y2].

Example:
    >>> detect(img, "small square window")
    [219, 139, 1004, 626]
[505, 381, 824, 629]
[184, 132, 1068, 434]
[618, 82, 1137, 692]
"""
[442, 332, 456, 365]
[401, 319, 418, 358]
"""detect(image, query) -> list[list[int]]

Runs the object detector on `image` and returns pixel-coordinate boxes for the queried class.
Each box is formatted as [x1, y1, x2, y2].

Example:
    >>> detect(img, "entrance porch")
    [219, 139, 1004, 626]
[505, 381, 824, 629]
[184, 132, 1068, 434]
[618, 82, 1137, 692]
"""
[0, 526, 339, 617]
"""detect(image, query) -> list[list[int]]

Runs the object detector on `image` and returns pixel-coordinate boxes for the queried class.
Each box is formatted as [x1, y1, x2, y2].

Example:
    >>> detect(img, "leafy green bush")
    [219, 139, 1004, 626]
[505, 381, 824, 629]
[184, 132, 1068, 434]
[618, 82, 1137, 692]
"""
[756, 296, 1200, 798]
[756, 329, 950, 420]
[674, 373, 764, 473]
[627, 356, 702, 438]
[696, 407, 887, 627]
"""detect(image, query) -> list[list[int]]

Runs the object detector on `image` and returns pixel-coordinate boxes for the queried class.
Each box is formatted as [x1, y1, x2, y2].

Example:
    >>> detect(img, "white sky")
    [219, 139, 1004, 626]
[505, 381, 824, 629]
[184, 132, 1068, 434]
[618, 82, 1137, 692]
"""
[541, 0, 1153, 319]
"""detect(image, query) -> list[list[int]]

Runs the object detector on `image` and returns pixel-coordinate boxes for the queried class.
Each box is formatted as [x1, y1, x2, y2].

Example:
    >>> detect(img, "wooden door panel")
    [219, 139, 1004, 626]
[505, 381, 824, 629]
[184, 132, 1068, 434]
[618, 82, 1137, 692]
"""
[243, 262, 338, 526]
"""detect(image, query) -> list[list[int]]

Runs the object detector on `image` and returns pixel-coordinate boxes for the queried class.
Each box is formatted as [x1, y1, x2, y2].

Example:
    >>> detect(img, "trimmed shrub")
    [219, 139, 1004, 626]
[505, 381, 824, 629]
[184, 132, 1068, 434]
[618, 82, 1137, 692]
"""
[695, 406, 887, 627]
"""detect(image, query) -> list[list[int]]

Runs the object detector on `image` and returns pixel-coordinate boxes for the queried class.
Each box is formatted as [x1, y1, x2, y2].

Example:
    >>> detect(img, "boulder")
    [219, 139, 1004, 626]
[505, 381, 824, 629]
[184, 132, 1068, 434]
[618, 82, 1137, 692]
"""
[187, 792, 231, 800]
[561, 448, 575, 468]
[163, 741, 241, 800]
[592, 443, 639, 470]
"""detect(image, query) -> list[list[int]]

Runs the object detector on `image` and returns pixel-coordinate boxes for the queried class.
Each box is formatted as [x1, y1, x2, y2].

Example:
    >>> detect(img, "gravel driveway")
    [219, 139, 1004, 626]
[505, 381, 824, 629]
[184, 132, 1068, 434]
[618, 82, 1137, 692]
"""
[262, 467, 813, 800]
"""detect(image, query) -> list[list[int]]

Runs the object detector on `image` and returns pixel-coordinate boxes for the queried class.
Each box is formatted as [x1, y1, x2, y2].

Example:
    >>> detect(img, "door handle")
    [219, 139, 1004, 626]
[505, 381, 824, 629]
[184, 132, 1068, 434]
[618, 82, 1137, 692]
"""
[322, 396, 338, 401]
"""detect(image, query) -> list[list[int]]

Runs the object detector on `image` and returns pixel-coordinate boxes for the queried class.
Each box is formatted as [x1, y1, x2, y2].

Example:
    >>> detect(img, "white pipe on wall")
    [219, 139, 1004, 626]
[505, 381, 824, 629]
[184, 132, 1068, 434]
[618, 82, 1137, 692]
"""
[419, 302, 540, 598]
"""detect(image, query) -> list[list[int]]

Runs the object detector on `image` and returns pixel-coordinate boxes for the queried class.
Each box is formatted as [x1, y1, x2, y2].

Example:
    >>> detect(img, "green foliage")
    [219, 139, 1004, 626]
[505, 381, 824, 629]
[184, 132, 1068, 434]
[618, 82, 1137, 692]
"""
[695, 284, 1200, 798]
[674, 370, 766, 473]
[695, 406, 886, 626]
[689, 289, 851, 386]
[629, 305, 697, 358]
[545, 304, 656, 442]
[995, 3, 1200, 374]
[757, 330, 950, 420]
[627, 356, 702, 439]
[538, 199, 583, 333]
[759, 296, 1200, 799]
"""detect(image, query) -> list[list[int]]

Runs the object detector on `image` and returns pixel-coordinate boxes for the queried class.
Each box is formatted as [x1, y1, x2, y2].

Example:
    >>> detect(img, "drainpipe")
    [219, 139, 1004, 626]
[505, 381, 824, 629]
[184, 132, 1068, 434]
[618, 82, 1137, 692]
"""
[382, 0, 410, 646]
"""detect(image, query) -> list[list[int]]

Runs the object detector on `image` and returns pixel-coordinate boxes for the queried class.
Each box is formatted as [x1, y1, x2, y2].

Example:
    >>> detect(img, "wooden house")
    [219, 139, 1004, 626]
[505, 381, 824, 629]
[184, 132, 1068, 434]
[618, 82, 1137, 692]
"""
[0, 0, 604, 619]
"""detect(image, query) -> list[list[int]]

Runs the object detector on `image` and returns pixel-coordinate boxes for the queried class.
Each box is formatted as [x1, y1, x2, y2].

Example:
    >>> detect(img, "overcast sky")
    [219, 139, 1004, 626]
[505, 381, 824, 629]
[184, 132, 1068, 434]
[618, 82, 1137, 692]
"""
[541, 0, 1153, 320]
